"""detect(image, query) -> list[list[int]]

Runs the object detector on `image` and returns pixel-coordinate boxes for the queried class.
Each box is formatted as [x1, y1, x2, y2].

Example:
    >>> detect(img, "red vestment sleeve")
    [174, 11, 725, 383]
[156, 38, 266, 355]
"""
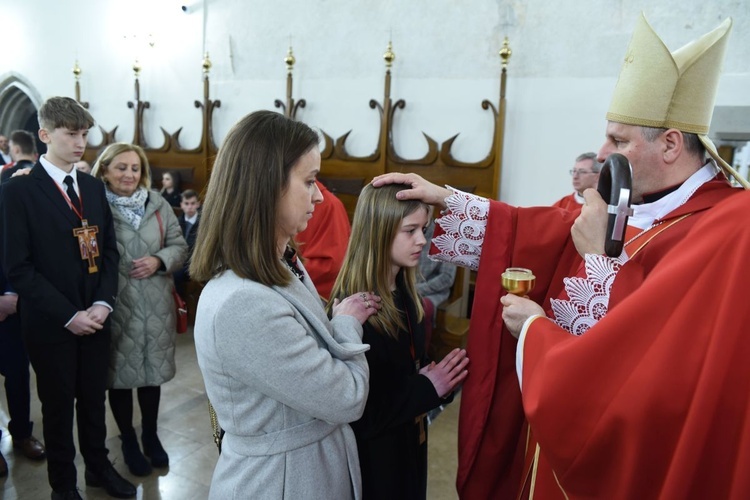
[457, 200, 581, 499]
[296, 181, 351, 300]
[522, 190, 750, 499]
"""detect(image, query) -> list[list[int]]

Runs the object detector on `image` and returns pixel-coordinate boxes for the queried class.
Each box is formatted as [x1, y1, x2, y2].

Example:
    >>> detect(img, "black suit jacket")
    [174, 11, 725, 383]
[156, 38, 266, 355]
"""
[0, 159, 35, 183]
[0, 163, 119, 342]
[0, 259, 20, 335]
[178, 213, 200, 250]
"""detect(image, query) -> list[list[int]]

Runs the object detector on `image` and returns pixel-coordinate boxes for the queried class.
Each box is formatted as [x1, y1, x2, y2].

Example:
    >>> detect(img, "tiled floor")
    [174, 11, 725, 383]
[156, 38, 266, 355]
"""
[1, 330, 460, 499]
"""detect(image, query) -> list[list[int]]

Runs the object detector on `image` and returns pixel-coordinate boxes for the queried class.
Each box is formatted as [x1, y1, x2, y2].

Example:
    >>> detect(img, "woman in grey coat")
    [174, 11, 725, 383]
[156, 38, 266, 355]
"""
[191, 111, 380, 499]
[92, 143, 188, 477]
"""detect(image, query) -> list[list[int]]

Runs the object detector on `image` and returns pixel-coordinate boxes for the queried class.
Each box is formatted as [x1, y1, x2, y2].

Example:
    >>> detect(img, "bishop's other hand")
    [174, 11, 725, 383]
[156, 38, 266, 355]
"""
[501, 293, 545, 339]
[571, 188, 608, 257]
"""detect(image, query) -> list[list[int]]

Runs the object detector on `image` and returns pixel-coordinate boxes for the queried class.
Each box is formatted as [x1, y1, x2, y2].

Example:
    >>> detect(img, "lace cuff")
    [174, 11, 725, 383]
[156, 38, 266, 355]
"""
[431, 187, 490, 270]
[550, 253, 629, 335]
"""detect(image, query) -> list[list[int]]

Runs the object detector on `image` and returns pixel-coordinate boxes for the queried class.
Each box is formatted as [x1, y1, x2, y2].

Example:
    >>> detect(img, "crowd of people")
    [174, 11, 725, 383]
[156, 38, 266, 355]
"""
[2, 12, 750, 500]
[0, 104, 198, 498]
[0, 100, 461, 499]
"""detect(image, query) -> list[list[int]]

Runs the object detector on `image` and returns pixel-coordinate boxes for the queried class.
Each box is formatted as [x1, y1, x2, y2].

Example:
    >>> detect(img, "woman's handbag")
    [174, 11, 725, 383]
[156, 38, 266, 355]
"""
[173, 288, 188, 334]
[208, 400, 224, 453]
[156, 210, 188, 334]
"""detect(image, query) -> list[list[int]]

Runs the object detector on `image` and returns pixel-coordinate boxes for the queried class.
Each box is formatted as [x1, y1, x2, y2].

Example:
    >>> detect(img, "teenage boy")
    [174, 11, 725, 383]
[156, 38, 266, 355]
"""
[0, 135, 47, 481]
[0, 97, 135, 499]
[174, 189, 200, 297]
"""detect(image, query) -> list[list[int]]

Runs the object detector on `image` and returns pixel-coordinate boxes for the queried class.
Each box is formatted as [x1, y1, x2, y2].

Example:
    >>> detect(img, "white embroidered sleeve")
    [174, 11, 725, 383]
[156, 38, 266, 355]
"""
[549, 252, 629, 336]
[431, 187, 490, 271]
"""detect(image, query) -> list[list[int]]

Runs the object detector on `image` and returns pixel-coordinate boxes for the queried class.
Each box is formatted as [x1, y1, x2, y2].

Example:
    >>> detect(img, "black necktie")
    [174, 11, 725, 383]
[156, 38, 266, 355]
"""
[63, 176, 81, 213]
[184, 221, 193, 238]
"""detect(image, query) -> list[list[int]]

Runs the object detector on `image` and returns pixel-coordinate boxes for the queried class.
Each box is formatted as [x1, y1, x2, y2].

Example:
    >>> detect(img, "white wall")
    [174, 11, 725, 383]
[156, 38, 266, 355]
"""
[3, 0, 749, 206]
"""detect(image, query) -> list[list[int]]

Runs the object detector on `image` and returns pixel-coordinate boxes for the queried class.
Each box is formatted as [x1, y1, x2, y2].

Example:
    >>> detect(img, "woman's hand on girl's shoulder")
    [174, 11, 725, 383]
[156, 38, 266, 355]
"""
[332, 292, 382, 324]
[419, 348, 469, 398]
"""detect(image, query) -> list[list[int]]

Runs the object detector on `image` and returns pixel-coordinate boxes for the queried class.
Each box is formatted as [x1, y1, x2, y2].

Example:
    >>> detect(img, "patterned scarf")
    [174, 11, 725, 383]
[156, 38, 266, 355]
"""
[106, 186, 148, 229]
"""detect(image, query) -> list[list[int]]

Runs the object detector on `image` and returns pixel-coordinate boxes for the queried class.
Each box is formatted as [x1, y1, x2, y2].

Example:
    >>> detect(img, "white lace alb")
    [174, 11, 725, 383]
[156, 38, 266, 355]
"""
[431, 187, 489, 270]
[550, 253, 627, 335]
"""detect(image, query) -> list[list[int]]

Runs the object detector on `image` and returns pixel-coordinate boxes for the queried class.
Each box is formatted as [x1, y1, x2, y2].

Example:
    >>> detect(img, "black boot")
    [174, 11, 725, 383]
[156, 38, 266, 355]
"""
[120, 433, 152, 476]
[141, 431, 169, 468]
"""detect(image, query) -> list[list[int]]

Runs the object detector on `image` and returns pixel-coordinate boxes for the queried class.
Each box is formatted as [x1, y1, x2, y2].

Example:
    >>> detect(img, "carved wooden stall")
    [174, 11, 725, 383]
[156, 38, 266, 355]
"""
[275, 40, 512, 358]
[75, 55, 219, 321]
[76, 55, 219, 194]
[73, 40, 512, 353]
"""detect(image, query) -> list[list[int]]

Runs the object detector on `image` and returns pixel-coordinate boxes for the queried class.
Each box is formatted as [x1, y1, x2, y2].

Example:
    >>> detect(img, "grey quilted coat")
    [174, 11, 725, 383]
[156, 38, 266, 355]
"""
[107, 191, 188, 389]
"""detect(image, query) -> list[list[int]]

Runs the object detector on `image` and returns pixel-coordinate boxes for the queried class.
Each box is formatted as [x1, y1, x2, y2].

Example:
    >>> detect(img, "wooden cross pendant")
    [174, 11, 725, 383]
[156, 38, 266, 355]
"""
[72, 219, 100, 274]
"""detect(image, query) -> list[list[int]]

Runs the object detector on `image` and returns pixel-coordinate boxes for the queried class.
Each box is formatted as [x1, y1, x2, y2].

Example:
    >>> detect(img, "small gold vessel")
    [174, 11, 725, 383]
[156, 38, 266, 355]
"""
[501, 267, 535, 296]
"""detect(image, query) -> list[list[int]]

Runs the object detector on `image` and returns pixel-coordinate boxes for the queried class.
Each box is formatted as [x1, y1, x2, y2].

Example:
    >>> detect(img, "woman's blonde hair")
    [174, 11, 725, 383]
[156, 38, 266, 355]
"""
[91, 142, 152, 190]
[327, 184, 428, 337]
[189, 110, 319, 285]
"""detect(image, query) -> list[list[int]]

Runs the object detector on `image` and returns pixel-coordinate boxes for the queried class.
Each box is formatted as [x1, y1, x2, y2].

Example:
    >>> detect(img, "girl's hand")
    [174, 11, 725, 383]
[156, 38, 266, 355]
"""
[332, 292, 382, 324]
[419, 348, 469, 398]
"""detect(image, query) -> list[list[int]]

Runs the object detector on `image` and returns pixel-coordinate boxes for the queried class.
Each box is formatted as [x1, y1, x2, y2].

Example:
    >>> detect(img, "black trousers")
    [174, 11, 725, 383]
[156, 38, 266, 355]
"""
[0, 314, 32, 441]
[25, 329, 111, 492]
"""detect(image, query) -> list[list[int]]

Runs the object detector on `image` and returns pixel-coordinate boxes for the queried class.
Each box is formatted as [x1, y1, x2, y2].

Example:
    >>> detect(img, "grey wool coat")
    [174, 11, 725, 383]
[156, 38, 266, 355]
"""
[194, 264, 370, 500]
[108, 191, 188, 389]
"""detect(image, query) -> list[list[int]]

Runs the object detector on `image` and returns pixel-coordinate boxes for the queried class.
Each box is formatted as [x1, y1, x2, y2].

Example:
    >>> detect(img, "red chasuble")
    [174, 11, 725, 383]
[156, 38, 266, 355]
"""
[453, 202, 581, 499]
[453, 178, 739, 499]
[296, 181, 351, 300]
[521, 189, 750, 499]
[551, 192, 582, 213]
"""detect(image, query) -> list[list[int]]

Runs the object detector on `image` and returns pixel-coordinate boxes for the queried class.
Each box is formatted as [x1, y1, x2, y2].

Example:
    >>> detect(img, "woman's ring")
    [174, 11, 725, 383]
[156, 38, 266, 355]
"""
[365, 300, 371, 309]
[360, 293, 367, 301]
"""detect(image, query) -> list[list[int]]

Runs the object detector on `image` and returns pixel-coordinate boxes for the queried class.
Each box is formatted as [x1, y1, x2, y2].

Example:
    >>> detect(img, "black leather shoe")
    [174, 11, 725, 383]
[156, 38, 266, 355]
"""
[51, 489, 83, 500]
[84, 463, 136, 498]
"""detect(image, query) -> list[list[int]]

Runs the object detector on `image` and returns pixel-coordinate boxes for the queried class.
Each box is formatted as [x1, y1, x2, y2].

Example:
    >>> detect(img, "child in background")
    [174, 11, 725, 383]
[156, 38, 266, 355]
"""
[328, 183, 469, 499]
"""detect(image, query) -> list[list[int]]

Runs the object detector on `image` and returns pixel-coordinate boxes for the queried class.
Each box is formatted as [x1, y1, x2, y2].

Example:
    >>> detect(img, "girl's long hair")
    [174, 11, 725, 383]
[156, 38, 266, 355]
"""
[327, 184, 427, 337]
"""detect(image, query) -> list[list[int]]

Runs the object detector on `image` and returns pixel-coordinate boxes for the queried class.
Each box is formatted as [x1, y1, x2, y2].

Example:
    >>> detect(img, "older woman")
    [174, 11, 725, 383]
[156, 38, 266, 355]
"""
[191, 110, 380, 499]
[91, 143, 188, 477]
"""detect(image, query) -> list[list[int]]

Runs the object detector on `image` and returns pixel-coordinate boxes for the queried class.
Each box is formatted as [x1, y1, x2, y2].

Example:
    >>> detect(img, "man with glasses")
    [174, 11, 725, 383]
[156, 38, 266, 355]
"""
[552, 152, 601, 211]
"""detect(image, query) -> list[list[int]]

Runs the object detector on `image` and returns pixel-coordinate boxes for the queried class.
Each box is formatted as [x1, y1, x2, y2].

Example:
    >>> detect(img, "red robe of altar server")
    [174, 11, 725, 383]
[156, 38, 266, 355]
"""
[551, 192, 583, 213]
[296, 180, 351, 300]
[520, 188, 750, 498]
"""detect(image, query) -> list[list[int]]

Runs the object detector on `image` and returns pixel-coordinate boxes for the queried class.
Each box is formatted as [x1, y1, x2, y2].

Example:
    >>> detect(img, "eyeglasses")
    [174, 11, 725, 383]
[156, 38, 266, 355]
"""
[569, 169, 596, 176]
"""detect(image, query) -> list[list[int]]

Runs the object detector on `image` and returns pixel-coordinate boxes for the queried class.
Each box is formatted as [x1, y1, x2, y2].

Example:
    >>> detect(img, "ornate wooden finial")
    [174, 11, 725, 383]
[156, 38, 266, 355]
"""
[284, 46, 296, 73]
[499, 37, 512, 69]
[383, 40, 395, 68]
[72, 60, 82, 80]
[202, 52, 212, 75]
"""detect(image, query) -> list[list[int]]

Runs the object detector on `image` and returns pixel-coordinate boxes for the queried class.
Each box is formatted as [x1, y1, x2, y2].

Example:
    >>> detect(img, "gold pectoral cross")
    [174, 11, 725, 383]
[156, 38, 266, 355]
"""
[73, 219, 100, 274]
